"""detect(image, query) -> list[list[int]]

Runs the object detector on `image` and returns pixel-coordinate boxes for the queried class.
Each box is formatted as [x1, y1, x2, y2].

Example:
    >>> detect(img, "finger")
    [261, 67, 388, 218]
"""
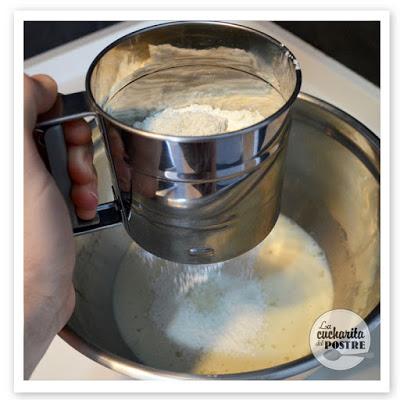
[29, 74, 58, 115]
[71, 182, 98, 220]
[68, 144, 96, 185]
[64, 119, 92, 146]
[75, 208, 97, 221]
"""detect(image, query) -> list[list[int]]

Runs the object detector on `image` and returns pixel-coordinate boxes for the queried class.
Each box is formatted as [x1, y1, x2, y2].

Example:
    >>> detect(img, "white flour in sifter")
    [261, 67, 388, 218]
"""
[112, 215, 334, 374]
[103, 44, 286, 134]
[133, 104, 266, 136]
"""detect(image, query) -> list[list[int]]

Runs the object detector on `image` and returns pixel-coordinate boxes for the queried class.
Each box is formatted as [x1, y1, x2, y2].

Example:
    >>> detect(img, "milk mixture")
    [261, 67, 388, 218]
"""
[113, 215, 334, 374]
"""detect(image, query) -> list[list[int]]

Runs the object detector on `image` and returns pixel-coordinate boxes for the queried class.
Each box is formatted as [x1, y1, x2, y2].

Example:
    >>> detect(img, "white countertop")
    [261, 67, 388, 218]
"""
[25, 20, 380, 380]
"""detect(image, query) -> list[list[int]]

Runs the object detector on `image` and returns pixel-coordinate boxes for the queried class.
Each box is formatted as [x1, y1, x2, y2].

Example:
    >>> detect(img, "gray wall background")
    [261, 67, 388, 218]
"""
[24, 21, 380, 87]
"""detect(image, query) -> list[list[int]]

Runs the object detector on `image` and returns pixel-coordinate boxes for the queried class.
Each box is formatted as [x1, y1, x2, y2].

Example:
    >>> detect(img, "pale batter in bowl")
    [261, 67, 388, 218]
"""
[113, 214, 334, 374]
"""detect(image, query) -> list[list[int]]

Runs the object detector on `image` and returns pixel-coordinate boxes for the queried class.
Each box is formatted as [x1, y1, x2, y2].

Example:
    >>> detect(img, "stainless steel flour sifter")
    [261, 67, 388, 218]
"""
[36, 21, 302, 264]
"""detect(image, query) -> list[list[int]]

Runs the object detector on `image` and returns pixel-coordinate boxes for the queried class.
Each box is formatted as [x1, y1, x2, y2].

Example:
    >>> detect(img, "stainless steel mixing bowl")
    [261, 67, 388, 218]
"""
[61, 93, 380, 379]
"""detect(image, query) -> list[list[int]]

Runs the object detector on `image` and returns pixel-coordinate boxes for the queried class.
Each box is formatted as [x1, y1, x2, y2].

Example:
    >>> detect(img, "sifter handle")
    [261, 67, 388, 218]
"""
[35, 92, 122, 235]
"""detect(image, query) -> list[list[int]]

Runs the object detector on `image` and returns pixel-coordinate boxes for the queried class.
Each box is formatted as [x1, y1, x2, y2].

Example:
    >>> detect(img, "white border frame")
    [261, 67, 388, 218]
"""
[14, 9, 390, 393]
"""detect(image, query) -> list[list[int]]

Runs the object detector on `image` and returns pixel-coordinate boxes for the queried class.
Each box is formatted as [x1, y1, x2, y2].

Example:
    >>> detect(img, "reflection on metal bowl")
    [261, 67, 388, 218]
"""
[61, 93, 380, 380]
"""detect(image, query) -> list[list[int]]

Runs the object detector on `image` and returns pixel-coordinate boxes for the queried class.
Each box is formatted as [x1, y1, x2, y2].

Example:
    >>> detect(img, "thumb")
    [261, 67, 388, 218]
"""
[24, 74, 58, 132]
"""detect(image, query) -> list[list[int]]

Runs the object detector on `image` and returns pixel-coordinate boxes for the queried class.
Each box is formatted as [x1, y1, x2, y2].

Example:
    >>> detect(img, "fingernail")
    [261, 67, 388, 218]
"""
[89, 190, 98, 205]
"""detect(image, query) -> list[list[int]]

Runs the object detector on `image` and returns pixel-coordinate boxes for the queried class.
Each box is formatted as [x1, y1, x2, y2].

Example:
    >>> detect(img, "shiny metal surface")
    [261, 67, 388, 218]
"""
[38, 21, 302, 264]
[36, 92, 123, 233]
[90, 21, 301, 264]
[36, 91, 93, 128]
[61, 93, 380, 380]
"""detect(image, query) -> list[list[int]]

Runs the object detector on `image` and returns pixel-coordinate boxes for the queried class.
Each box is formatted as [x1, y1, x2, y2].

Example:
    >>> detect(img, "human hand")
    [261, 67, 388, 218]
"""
[23, 74, 98, 378]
